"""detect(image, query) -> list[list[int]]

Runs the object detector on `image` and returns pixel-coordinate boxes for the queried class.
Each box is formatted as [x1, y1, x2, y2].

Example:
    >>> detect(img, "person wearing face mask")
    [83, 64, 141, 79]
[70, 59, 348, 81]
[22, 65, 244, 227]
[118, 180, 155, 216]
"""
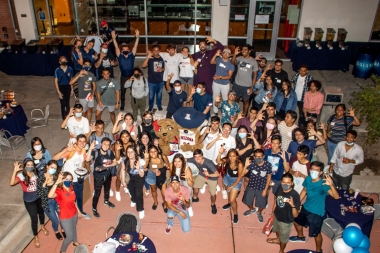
[165, 74, 187, 118]
[62, 104, 91, 144]
[78, 39, 98, 76]
[185, 82, 213, 119]
[125, 67, 149, 120]
[25, 137, 52, 175]
[95, 43, 116, 79]
[137, 111, 157, 139]
[54, 56, 73, 120]
[329, 130, 363, 190]
[36, 160, 64, 240]
[69, 60, 96, 122]
[267, 173, 300, 253]
[48, 172, 82, 253]
[178, 46, 195, 98]
[100, 20, 116, 53]
[72, 39, 83, 75]
[289, 161, 338, 253]
[10, 159, 49, 248]
[112, 29, 140, 111]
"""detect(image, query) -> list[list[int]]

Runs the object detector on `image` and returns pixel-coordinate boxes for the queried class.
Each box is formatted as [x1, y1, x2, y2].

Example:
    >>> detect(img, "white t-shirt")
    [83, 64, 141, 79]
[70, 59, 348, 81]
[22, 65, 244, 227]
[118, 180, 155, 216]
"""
[212, 135, 236, 164]
[66, 116, 90, 137]
[201, 128, 220, 161]
[295, 75, 306, 101]
[160, 52, 182, 82]
[63, 151, 85, 182]
[179, 57, 193, 78]
[84, 35, 103, 54]
[292, 160, 309, 194]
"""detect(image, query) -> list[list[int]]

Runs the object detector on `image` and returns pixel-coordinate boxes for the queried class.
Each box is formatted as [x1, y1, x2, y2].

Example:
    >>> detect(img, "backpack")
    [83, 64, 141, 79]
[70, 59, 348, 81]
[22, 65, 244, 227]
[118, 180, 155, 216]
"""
[89, 132, 111, 144]
[93, 149, 116, 176]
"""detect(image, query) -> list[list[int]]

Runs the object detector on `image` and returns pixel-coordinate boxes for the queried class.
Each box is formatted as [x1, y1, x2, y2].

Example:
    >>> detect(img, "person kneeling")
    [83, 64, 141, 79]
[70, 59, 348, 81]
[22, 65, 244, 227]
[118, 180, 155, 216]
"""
[164, 175, 191, 234]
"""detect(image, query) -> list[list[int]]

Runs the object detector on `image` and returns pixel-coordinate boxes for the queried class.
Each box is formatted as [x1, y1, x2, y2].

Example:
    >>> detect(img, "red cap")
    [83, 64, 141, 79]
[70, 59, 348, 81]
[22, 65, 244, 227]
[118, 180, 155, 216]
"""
[100, 20, 107, 27]
[101, 43, 108, 47]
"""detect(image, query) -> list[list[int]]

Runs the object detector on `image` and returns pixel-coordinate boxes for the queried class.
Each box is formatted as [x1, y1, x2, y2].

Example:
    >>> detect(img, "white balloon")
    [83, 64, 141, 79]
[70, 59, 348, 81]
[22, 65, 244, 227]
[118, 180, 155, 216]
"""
[346, 223, 361, 230]
[333, 238, 353, 253]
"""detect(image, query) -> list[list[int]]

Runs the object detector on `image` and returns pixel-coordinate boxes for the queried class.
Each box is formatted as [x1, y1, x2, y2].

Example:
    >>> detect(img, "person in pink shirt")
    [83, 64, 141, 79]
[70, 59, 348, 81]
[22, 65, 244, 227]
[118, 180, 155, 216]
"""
[303, 80, 324, 124]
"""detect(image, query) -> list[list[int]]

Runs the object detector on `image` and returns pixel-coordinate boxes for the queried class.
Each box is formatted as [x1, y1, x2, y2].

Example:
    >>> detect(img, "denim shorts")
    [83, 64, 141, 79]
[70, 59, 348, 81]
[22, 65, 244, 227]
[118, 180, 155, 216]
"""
[145, 169, 156, 185]
[223, 173, 242, 190]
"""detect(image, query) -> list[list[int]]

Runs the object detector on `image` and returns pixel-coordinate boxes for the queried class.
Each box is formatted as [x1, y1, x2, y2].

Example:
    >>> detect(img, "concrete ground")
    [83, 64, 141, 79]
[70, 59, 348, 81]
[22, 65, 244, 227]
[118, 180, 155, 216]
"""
[0, 60, 378, 253]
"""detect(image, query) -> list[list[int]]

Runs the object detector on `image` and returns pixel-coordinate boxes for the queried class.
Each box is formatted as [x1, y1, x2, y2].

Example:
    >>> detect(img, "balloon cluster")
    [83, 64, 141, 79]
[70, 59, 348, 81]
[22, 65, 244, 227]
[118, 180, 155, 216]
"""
[333, 223, 370, 253]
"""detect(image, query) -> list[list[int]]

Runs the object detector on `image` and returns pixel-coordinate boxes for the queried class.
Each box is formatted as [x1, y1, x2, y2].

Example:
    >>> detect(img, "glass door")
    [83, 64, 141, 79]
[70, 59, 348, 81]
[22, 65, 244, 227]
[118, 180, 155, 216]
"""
[247, 0, 281, 60]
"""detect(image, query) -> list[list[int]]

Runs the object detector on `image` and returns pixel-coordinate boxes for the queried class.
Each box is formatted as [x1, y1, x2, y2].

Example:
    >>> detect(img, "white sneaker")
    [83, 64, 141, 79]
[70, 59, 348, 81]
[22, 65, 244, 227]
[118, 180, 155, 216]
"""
[116, 191, 121, 201]
[216, 185, 221, 193]
[139, 210, 145, 219]
[131, 202, 136, 207]
[188, 207, 194, 217]
[200, 184, 206, 194]
[124, 187, 131, 197]
[110, 189, 114, 197]
[222, 190, 228, 199]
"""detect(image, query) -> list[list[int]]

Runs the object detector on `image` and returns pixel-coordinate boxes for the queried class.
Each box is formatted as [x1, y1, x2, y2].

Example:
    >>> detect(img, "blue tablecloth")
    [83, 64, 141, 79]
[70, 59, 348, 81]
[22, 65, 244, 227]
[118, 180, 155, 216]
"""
[287, 41, 351, 72]
[325, 190, 374, 237]
[109, 232, 156, 253]
[0, 104, 29, 136]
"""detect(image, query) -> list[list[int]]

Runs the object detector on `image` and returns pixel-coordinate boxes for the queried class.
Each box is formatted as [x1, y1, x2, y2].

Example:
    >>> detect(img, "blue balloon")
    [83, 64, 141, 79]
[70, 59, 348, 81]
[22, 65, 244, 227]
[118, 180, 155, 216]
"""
[343, 226, 363, 248]
[358, 234, 370, 249]
[352, 247, 370, 253]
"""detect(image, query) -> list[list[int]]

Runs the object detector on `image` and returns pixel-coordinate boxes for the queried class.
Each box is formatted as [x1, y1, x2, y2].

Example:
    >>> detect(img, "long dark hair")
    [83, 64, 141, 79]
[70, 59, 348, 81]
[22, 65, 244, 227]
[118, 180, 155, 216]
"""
[137, 131, 153, 158]
[123, 112, 135, 122]
[71, 39, 82, 62]
[264, 76, 275, 92]
[235, 125, 250, 145]
[118, 130, 135, 157]
[170, 153, 186, 180]
[30, 137, 46, 156]
[261, 117, 279, 142]
[21, 159, 37, 186]
[224, 149, 242, 167]
[43, 160, 60, 181]
[58, 172, 73, 189]
[124, 145, 139, 172]
[281, 79, 292, 96]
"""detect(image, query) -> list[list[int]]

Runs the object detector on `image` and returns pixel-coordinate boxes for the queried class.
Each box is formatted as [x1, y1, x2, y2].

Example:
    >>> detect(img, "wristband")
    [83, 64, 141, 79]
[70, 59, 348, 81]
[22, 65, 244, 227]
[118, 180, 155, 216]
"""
[291, 206, 296, 208]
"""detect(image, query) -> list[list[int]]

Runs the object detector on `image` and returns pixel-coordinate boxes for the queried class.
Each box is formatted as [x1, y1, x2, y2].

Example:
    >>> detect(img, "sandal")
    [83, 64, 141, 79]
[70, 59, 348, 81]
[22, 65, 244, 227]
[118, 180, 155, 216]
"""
[144, 190, 150, 197]
[41, 226, 49, 236]
[73, 242, 80, 246]
[34, 237, 40, 248]
[152, 203, 158, 210]
[162, 203, 168, 213]
[266, 238, 280, 244]
[55, 232, 63, 240]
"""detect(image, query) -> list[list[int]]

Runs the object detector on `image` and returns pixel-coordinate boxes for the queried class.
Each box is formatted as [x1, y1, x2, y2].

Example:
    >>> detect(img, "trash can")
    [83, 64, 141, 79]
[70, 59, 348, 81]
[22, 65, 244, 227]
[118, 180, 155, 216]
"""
[26, 40, 39, 54]
[373, 50, 380, 76]
[352, 47, 376, 79]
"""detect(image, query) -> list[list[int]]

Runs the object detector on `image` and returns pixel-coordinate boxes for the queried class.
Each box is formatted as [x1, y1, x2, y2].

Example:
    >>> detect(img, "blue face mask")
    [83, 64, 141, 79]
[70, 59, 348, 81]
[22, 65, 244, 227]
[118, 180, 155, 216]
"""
[63, 181, 72, 187]
[84, 66, 91, 71]
[75, 112, 82, 118]
[196, 88, 202, 94]
[48, 169, 56, 175]
[310, 170, 319, 180]
[238, 133, 247, 139]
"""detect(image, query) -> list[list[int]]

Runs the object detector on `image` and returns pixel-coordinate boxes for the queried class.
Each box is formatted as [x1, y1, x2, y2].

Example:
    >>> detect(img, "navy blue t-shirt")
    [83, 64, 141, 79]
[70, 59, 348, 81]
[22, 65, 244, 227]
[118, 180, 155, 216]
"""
[193, 92, 213, 118]
[287, 140, 317, 159]
[80, 48, 96, 65]
[167, 89, 187, 114]
[118, 53, 135, 77]
[147, 57, 165, 83]
[54, 66, 73, 85]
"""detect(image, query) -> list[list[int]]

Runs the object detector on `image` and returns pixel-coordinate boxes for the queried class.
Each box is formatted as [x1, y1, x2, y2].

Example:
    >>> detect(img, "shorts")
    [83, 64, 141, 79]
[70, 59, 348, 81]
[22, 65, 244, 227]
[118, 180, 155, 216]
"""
[223, 174, 242, 190]
[193, 175, 218, 195]
[179, 76, 193, 85]
[233, 83, 250, 101]
[271, 179, 281, 194]
[96, 104, 115, 112]
[242, 188, 267, 208]
[79, 98, 94, 112]
[272, 216, 293, 243]
[145, 168, 166, 189]
[145, 169, 157, 185]
[294, 206, 324, 237]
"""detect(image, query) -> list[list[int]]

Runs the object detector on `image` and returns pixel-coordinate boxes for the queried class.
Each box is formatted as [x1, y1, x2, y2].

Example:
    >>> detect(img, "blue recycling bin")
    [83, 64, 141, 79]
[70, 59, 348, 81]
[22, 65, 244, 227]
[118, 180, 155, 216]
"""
[352, 47, 376, 79]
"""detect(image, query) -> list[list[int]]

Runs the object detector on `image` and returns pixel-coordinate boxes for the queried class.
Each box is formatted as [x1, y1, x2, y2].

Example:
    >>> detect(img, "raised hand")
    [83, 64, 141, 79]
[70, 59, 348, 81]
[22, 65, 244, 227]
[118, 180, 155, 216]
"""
[348, 108, 355, 117]
[215, 49, 221, 57]
[135, 29, 140, 37]
[147, 50, 153, 59]
[323, 174, 333, 186]
[234, 47, 240, 56]
[167, 73, 174, 81]
[111, 30, 116, 39]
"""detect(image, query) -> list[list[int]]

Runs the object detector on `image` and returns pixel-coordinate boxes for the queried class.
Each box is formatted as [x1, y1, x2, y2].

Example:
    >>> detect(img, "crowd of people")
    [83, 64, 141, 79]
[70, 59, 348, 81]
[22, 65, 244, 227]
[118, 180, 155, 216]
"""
[10, 20, 367, 253]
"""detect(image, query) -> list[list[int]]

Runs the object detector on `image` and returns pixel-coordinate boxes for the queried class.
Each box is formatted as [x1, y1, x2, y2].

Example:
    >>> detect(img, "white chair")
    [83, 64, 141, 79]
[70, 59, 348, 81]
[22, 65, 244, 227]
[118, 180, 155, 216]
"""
[0, 129, 26, 160]
[28, 104, 52, 138]
[321, 218, 344, 253]
[74, 244, 89, 253]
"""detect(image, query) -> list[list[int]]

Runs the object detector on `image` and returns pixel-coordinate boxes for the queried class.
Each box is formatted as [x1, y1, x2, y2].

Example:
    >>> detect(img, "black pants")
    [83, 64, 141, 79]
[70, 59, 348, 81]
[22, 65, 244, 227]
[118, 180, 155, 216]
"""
[120, 75, 130, 108]
[59, 85, 71, 120]
[92, 174, 112, 209]
[24, 198, 45, 236]
[332, 171, 352, 190]
[278, 109, 286, 120]
[128, 174, 145, 212]
[297, 101, 306, 127]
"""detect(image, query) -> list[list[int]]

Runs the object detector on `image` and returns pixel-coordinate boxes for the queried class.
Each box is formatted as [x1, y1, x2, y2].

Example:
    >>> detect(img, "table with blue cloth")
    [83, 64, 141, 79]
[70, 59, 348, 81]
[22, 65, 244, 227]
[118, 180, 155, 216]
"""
[325, 190, 374, 237]
[108, 232, 156, 253]
[287, 250, 319, 253]
[0, 103, 29, 136]
[287, 41, 352, 72]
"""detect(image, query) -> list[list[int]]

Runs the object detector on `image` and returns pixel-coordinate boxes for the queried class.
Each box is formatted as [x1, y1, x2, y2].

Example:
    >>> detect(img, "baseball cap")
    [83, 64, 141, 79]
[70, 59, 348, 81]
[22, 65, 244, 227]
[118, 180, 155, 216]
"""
[222, 48, 231, 54]
[100, 20, 107, 27]
[170, 175, 180, 183]
[101, 42, 108, 47]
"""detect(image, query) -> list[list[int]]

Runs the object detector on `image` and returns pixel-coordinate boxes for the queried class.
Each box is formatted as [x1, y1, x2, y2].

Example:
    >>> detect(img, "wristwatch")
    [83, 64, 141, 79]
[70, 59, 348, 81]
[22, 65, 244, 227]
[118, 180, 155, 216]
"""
[219, 76, 222, 80]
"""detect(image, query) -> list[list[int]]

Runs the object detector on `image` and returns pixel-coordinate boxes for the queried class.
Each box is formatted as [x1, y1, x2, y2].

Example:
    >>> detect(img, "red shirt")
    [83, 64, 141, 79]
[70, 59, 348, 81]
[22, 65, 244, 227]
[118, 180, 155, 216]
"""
[16, 173, 37, 192]
[55, 187, 77, 219]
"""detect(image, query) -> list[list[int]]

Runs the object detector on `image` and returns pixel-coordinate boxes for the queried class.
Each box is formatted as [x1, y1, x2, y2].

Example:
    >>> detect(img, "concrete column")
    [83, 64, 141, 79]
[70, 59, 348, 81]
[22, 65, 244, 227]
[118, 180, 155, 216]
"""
[211, 0, 230, 45]
[14, 0, 38, 41]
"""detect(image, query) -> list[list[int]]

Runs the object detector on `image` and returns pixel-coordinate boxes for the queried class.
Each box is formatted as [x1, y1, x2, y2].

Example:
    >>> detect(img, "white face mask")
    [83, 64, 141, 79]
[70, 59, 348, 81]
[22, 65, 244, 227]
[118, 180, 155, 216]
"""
[310, 170, 319, 180]
[34, 145, 42, 151]
[101, 48, 108, 54]
[174, 86, 181, 92]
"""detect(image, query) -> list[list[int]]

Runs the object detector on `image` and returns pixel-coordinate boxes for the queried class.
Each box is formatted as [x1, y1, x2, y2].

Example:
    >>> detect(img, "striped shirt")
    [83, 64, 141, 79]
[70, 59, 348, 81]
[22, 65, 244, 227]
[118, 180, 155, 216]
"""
[291, 73, 313, 102]
[278, 121, 298, 151]
[303, 91, 324, 114]
[327, 115, 354, 143]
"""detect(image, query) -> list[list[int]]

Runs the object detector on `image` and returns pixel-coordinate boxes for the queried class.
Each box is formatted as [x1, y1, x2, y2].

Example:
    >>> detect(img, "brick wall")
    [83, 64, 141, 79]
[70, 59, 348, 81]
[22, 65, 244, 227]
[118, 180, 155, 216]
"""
[0, 0, 17, 42]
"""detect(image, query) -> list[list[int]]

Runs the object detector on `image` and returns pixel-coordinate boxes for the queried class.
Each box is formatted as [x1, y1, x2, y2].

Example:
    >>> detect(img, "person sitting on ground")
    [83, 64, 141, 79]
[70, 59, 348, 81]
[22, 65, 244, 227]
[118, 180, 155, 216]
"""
[185, 82, 213, 119]
[287, 126, 325, 159]
[214, 90, 241, 124]
[277, 110, 298, 151]
[274, 79, 297, 120]
[124, 67, 149, 120]
[165, 74, 187, 118]
[25, 137, 52, 176]
[289, 145, 311, 194]
[61, 104, 91, 144]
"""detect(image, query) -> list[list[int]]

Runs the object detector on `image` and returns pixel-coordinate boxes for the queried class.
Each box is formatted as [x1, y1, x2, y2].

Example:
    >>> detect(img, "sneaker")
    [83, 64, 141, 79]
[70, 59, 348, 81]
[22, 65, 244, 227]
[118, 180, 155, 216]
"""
[120, 106, 124, 111]
[243, 209, 256, 217]
[104, 201, 115, 208]
[165, 225, 172, 234]
[222, 190, 228, 199]
[222, 203, 231, 210]
[139, 210, 145, 219]
[115, 191, 121, 201]
[131, 202, 136, 207]
[188, 207, 194, 217]
[148, 108, 153, 112]
[200, 184, 206, 194]
[110, 189, 114, 197]
[158, 106, 163, 111]
[211, 204, 217, 214]
[289, 235, 306, 243]
[192, 197, 199, 203]
[233, 214, 239, 224]
[216, 185, 221, 193]
[257, 212, 264, 223]
[81, 212, 91, 220]
[92, 209, 100, 218]
[124, 187, 131, 196]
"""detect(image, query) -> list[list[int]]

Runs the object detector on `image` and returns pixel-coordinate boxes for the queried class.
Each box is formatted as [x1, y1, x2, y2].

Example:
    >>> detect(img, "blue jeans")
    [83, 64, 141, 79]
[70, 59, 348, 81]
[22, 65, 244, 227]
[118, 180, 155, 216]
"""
[167, 209, 191, 233]
[327, 139, 338, 165]
[73, 182, 84, 214]
[44, 199, 59, 232]
[148, 82, 164, 109]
